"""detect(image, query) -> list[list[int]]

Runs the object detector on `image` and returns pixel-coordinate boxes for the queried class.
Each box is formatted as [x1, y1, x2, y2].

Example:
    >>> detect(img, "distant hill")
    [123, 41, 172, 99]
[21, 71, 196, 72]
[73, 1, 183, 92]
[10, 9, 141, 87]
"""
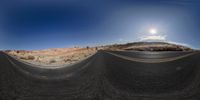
[103, 42, 193, 51]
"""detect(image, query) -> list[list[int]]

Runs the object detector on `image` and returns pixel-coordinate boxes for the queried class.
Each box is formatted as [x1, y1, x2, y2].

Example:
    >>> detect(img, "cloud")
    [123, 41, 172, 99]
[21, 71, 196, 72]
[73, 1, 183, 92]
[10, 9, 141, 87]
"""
[140, 35, 166, 41]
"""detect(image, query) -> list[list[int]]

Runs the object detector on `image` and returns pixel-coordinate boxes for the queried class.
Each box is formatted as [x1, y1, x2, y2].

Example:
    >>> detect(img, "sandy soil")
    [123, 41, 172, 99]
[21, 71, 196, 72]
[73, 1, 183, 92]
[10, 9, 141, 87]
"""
[6, 47, 97, 66]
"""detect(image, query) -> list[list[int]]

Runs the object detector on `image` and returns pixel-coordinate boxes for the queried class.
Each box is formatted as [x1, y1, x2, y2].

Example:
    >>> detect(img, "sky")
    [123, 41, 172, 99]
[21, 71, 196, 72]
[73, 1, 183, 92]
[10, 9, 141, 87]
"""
[0, 0, 200, 50]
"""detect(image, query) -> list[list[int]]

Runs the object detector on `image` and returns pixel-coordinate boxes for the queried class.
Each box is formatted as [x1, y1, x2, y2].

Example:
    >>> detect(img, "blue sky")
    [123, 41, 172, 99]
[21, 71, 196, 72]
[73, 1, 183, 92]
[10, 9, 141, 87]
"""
[0, 0, 200, 50]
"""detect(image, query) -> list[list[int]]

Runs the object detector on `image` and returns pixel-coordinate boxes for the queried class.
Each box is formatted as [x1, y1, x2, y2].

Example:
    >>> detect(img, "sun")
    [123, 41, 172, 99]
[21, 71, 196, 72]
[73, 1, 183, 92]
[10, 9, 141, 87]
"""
[149, 28, 157, 35]
[139, 28, 166, 41]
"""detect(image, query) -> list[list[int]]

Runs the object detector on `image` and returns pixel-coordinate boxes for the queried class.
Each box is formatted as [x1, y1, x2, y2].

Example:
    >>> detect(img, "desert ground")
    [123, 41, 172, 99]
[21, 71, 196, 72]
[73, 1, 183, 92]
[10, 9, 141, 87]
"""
[4, 42, 193, 66]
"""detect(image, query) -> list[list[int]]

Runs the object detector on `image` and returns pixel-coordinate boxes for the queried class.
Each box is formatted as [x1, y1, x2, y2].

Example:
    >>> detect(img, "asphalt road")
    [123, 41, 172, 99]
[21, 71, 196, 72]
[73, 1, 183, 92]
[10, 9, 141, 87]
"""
[1, 51, 200, 100]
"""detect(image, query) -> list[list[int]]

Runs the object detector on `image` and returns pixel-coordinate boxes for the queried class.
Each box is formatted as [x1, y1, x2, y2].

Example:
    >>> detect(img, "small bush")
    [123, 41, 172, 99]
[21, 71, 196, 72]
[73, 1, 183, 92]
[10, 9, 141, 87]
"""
[49, 59, 56, 63]
[28, 55, 35, 60]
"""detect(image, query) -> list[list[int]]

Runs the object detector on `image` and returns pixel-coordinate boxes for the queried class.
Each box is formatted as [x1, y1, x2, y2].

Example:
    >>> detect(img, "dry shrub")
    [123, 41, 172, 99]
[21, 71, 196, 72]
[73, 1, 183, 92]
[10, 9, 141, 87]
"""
[49, 59, 56, 63]
[28, 55, 35, 60]
[64, 59, 71, 62]
[20, 56, 28, 60]
[20, 55, 35, 60]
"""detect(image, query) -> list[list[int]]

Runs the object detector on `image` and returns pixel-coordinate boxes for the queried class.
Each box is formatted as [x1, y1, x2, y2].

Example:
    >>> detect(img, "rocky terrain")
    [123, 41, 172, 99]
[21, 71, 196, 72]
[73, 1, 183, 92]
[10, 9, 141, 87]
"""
[4, 42, 193, 66]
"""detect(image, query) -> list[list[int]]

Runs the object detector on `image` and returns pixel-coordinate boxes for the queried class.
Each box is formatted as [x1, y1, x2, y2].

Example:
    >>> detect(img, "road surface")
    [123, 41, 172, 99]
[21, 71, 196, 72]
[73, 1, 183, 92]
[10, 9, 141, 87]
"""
[0, 51, 200, 100]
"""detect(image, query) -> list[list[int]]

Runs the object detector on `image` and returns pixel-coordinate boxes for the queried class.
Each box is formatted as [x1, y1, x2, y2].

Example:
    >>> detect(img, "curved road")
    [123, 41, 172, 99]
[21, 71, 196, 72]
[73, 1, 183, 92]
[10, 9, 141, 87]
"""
[1, 51, 200, 100]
